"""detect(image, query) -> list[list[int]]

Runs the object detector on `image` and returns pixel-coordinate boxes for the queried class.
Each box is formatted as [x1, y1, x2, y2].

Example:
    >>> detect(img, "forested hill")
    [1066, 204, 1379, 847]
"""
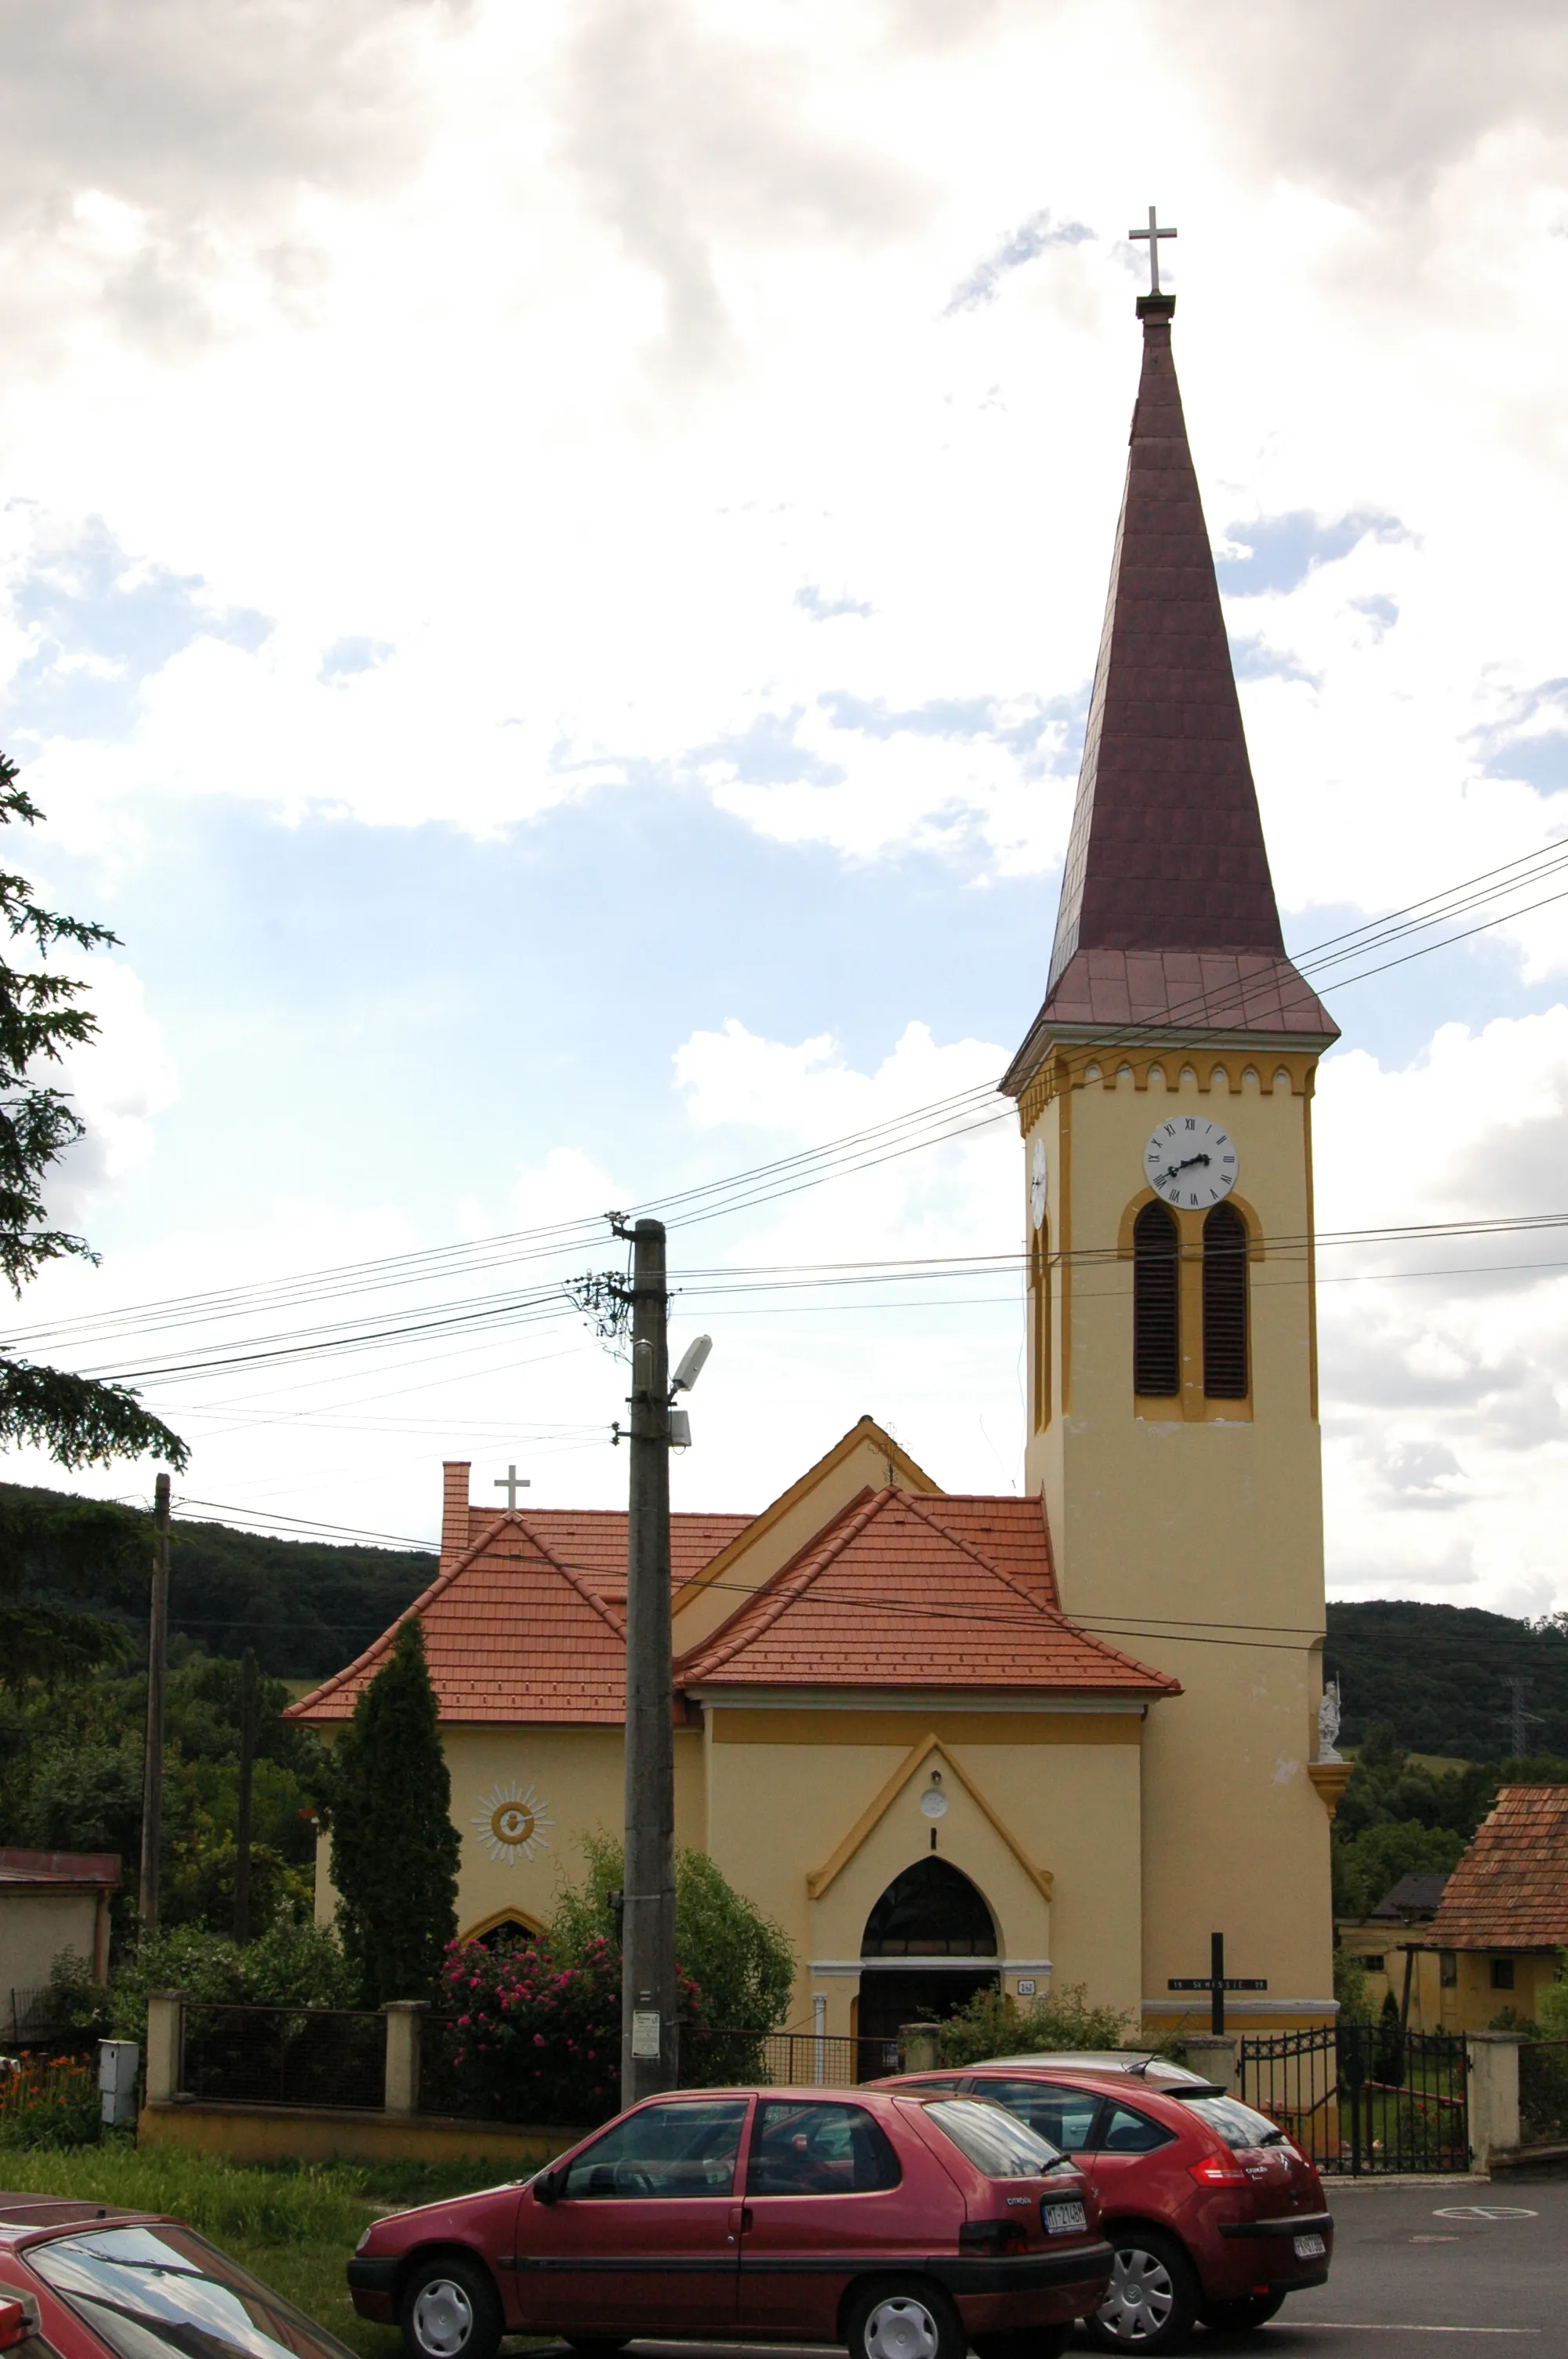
[0, 1478, 437, 1681]
[1326, 1600, 1568, 1760]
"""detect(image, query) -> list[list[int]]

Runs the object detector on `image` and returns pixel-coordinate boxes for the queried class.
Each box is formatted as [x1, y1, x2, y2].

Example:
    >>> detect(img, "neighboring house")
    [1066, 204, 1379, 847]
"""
[1341, 1791, 1568, 2034]
[0, 1849, 119, 2040]
[1338, 1873, 1450, 2029]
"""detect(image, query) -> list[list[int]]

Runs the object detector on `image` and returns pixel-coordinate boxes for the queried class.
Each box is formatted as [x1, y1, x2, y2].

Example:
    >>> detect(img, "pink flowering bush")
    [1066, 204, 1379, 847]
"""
[432, 1933, 701, 2125]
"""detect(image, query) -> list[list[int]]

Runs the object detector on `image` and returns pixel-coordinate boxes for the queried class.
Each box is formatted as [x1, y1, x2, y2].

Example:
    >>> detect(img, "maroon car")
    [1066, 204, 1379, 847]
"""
[0, 2195, 354, 2359]
[880, 2067, 1332, 2351]
[350, 2085, 1113, 2359]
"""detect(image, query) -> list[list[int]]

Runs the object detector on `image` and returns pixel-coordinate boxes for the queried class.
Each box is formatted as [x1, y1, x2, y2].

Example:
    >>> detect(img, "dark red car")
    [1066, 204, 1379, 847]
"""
[0, 2194, 354, 2359]
[879, 2067, 1332, 2351]
[350, 2085, 1113, 2359]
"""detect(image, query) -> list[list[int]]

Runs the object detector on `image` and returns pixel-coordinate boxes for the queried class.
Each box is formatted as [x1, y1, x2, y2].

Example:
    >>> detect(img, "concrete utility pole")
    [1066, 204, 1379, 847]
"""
[139, 1472, 171, 1937]
[622, 1216, 677, 2107]
[234, 1646, 258, 1944]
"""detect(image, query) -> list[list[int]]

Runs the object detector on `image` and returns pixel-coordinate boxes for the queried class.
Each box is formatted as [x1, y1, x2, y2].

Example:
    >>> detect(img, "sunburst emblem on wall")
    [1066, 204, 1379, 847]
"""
[473, 1781, 554, 1864]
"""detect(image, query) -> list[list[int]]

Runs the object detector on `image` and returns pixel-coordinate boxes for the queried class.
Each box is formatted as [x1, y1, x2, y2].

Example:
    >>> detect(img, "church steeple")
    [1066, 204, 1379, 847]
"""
[1007, 295, 1335, 1081]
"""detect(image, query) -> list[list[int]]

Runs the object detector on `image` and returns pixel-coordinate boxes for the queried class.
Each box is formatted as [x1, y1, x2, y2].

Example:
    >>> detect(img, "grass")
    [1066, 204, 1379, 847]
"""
[0, 2143, 520, 2357]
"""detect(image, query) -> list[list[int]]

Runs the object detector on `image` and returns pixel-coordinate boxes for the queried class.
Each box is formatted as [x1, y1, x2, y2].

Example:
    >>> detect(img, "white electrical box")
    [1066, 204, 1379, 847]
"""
[98, 2039, 140, 2125]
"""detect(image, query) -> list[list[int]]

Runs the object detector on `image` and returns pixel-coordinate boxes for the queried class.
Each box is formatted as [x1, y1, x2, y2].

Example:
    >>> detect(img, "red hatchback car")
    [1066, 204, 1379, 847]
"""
[879, 2069, 1333, 2352]
[350, 2086, 1113, 2359]
[0, 2194, 354, 2359]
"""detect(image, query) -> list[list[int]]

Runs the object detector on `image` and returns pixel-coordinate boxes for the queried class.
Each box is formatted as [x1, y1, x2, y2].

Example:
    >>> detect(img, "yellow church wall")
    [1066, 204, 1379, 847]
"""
[1024, 1056, 1334, 2030]
[697, 1705, 1145, 2034]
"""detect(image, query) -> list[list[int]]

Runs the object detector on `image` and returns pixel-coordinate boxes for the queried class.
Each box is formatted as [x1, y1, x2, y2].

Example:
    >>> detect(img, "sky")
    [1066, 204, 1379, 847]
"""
[2, 0, 1568, 1627]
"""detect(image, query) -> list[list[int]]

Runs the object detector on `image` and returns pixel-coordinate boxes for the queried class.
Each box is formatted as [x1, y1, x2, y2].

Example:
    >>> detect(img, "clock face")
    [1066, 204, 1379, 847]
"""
[1144, 1116, 1239, 1209]
[1029, 1138, 1047, 1230]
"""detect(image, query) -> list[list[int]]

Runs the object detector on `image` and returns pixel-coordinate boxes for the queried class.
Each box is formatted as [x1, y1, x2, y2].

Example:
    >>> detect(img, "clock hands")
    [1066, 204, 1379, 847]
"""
[1152, 1151, 1211, 1187]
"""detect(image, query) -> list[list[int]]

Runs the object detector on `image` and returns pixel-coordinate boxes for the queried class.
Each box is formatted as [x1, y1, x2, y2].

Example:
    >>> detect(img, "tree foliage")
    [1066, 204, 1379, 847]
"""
[328, 1618, 459, 2005]
[550, 1830, 795, 2031]
[934, 1980, 1138, 2067]
[1326, 1601, 1568, 1758]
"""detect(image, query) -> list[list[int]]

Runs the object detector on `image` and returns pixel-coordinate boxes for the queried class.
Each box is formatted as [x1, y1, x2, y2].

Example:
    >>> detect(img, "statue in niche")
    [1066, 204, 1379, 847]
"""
[1316, 1679, 1343, 1763]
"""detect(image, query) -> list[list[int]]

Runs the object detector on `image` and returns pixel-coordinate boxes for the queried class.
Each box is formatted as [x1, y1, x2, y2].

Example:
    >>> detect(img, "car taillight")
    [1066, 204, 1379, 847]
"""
[960, 2219, 1030, 2255]
[1188, 2154, 1250, 2187]
[0, 2298, 34, 2352]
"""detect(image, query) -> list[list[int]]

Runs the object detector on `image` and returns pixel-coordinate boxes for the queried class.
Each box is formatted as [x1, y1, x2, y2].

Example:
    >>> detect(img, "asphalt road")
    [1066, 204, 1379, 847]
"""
[586, 2182, 1568, 2359]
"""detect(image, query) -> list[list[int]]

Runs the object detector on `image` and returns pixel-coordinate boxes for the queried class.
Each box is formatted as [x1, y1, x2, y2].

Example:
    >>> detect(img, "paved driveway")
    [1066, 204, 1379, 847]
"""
[582, 2182, 1568, 2359]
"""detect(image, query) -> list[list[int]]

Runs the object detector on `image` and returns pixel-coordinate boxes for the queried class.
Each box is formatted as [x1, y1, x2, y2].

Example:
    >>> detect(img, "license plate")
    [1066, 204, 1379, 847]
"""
[1043, 2201, 1088, 2235]
[1293, 2233, 1326, 2259]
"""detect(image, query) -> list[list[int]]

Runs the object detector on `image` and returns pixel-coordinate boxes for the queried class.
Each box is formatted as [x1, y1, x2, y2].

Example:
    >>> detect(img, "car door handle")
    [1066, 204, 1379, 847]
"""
[727, 2205, 753, 2241]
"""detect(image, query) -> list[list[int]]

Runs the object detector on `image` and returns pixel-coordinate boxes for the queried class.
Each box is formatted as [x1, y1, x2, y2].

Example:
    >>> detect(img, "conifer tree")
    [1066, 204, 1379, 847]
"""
[330, 1616, 458, 2005]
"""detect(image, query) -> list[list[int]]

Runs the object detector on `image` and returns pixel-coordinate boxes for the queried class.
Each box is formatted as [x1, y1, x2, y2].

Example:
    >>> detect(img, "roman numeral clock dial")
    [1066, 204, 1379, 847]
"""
[1144, 1117, 1239, 1209]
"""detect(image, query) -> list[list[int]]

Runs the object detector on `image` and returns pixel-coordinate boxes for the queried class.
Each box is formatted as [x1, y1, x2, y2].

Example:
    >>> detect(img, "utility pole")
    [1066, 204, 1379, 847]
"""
[139, 1472, 171, 1938]
[1501, 1675, 1542, 1761]
[622, 1216, 677, 2106]
[234, 1646, 258, 1945]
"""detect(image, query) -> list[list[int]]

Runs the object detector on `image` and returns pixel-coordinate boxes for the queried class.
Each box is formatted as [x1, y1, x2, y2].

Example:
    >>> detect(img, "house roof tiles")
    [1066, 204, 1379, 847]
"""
[1425, 1787, 1568, 1950]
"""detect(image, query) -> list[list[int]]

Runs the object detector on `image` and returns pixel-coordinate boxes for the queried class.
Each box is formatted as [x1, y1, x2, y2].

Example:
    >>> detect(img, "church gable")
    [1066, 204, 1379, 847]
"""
[286, 1512, 633, 1727]
[677, 1487, 1177, 1696]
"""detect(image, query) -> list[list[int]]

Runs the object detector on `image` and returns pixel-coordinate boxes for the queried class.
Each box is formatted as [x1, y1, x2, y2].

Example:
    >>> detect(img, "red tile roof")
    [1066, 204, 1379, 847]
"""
[1006, 302, 1335, 1074]
[288, 1489, 1176, 1725]
[1425, 1787, 1568, 1950]
[677, 1490, 1178, 1698]
[289, 1512, 634, 1725]
[0, 1849, 120, 1888]
[447, 1507, 751, 1601]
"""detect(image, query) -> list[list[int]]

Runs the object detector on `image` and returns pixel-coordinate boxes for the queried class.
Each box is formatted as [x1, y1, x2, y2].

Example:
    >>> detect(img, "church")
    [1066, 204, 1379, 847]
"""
[292, 285, 1345, 2048]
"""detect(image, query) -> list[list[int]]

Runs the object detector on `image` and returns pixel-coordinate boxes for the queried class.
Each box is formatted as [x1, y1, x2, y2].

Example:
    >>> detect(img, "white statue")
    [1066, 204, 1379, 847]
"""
[1317, 1679, 1342, 1763]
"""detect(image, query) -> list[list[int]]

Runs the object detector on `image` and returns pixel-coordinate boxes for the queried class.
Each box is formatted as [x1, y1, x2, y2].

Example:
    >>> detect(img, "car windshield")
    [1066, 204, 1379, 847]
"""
[29, 2224, 354, 2359]
[924, 2099, 1062, 2178]
[1185, 2096, 1288, 2150]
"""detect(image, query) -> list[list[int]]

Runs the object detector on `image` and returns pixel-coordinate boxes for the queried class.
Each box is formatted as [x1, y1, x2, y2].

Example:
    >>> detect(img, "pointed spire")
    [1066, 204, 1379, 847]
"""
[1007, 297, 1335, 1077]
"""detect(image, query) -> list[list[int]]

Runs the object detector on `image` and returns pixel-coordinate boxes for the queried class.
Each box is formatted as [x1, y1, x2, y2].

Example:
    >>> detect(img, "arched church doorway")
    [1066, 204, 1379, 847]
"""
[856, 1859, 1000, 2046]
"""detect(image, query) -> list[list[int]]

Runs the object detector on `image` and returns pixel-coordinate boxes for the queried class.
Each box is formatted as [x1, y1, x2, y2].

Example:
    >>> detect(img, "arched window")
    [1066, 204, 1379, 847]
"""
[861, 1859, 996, 1957]
[1203, 1201, 1249, 1398]
[1030, 1222, 1051, 1431]
[1133, 1200, 1180, 1397]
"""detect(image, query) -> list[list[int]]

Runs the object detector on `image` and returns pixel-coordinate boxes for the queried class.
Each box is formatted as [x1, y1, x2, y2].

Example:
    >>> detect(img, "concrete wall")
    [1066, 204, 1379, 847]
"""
[1, 1890, 103, 1998]
[1023, 1052, 1335, 2031]
[138, 2100, 583, 2170]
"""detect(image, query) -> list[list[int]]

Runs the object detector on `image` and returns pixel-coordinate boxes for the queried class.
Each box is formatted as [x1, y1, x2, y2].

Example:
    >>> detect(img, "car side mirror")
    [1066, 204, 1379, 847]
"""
[532, 2168, 561, 2207]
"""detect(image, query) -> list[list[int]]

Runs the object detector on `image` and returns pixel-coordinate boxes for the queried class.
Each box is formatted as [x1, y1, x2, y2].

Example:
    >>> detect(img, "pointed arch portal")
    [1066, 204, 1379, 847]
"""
[857, 1859, 1000, 2047]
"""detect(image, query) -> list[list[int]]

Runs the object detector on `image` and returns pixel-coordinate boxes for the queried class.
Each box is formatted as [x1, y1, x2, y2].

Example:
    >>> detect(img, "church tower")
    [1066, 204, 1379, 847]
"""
[1003, 289, 1341, 2029]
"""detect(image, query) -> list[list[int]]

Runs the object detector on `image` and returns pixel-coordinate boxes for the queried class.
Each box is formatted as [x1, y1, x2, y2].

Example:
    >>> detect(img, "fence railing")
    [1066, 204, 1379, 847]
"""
[180, 2003, 386, 2110]
[1519, 2039, 1568, 2147]
[1239, 2024, 1469, 2175]
[6, 1987, 60, 2043]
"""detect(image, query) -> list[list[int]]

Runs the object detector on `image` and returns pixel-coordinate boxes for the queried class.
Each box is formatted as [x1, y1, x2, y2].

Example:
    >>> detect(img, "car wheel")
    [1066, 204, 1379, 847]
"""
[972, 2328, 1075, 2359]
[844, 2279, 967, 2359]
[1199, 2294, 1286, 2334]
[400, 2255, 503, 2359]
[1084, 2231, 1199, 2355]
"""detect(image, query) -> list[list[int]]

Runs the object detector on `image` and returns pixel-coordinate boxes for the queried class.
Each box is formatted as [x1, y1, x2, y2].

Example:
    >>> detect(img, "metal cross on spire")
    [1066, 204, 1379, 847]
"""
[1130, 205, 1178, 296]
[494, 1464, 532, 1510]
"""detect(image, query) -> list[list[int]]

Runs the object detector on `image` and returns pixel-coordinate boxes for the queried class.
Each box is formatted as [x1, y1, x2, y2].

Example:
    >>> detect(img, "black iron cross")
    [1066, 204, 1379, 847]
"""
[1130, 205, 1178, 297]
[1167, 1932, 1267, 2034]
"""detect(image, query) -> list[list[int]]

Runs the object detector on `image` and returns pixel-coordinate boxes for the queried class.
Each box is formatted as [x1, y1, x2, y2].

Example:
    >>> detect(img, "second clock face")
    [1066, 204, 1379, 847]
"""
[1144, 1116, 1239, 1209]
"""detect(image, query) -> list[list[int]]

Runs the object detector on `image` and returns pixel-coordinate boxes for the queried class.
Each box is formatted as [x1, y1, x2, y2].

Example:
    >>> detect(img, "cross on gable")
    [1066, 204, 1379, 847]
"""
[494, 1464, 532, 1510]
[1130, 205, 1178, 296]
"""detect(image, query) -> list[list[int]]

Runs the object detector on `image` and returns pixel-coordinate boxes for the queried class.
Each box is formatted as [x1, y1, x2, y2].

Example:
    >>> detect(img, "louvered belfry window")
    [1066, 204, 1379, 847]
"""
[1133, 1200, 1180, 1397]
[1203, 1201, 1249, 1399]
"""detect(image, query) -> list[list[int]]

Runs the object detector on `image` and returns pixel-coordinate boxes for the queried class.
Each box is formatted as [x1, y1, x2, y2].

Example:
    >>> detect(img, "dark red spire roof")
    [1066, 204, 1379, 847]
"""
[1006, 298, 1335, 1074]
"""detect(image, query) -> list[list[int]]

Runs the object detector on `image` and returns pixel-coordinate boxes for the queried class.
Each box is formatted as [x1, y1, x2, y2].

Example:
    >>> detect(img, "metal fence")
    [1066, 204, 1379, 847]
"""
[1239, 2024, 1469, 2175]
[180, 2003, 385, 2110]
[5, 1988, 59, 2043]
[1519, 2039, 1568, 2148]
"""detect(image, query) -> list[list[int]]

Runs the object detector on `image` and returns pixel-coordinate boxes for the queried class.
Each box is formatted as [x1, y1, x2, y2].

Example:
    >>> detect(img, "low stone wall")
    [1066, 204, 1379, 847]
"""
[138, 2099, 586, 2170]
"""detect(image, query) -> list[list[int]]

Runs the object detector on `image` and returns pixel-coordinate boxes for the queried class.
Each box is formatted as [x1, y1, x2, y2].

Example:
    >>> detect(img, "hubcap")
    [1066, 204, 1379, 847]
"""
[1098, 2248, 1176, 2346]
[412, 2279, 474, 2359]
[862, 2297, 942, 2359]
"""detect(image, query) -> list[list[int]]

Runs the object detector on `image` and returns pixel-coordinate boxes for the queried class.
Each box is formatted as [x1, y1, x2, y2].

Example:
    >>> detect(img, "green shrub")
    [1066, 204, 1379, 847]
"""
[551, 1833, 795, 2030]
[107, 1918, 357, 2045]
[934, 1981, 1134, 2067]
[1333, 1945, 1374, 2026]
